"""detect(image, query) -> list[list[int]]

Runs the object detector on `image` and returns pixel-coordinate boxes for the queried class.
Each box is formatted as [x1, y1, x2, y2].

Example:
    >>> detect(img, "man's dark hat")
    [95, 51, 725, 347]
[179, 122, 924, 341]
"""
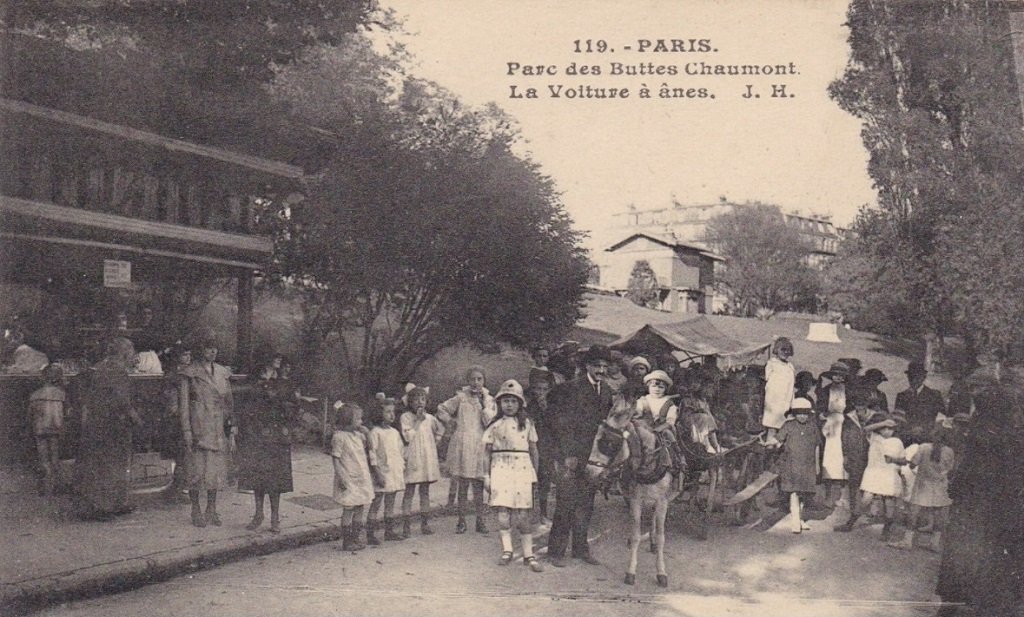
[838, 358, 863, 374]
[906, 361, 928, 377]
[581, 344, 612, 365]
[862, 368, 888, 383]
[821, 361, 850, 380]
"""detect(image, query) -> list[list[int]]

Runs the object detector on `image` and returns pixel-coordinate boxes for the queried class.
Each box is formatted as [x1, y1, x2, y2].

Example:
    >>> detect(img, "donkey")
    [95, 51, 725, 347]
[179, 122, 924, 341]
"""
[585, 396, 687, 587]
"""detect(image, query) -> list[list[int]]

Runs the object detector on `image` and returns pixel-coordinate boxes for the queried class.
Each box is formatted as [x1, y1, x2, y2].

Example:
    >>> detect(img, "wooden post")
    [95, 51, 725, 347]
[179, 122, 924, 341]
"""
[236, 271, 254, 372]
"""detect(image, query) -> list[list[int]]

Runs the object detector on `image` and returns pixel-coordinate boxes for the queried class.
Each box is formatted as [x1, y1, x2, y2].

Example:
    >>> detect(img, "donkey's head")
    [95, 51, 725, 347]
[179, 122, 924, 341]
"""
[585, 395, 634, 484]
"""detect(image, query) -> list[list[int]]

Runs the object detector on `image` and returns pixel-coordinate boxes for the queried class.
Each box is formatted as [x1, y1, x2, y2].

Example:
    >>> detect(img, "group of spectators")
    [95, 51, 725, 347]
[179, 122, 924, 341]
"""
[759, 337, 1023, 616]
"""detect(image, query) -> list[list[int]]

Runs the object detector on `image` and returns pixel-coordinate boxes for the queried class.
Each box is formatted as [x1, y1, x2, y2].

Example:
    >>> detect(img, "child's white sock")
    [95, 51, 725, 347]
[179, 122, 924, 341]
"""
[522, 533, 534, 558]
[499, 529, 513, 553]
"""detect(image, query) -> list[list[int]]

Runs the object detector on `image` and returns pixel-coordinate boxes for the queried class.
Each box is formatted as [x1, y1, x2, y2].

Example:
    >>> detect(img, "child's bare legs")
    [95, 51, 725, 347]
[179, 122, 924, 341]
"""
[835, 489, 866, 532]
[929, 506, 947, 552]
[517, 508, 542, 571]
[401, 483, 416, 538]
[888, 502, 920, 548]
[789, 492, 807, 533]
[369, 493, 384, 521]
[367, 493, 384, 545]
[419, 483, 433, 534]
[880, 496, 898, 541]
[824, 481, 842, 509]
[247, 490, 266, 530]
[36, 437, 59, 496]
[447, 475, 458, 508]
[382, 492, 402, 540]
[496, 507, 514, 561]
[472, 478, 488, 533]
[455, 477, 470, 532]
[269, 492, 281, 532]
[341, 505, 366, 551]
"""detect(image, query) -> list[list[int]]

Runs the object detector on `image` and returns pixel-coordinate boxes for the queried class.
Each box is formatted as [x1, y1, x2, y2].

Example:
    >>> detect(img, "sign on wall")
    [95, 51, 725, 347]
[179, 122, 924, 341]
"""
[103, 259, 132, 288]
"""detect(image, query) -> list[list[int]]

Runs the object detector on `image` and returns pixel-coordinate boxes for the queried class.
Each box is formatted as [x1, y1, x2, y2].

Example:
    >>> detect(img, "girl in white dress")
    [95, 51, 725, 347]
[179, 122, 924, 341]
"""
[367, 398, 406, 545]
[331, 403, 377, 551]
[820, 403, 847, 509]
[483, 379, 542, 572]
[400, 387, 445, 537]
[889, 429, 954, 552]
[437, 366, 497, 534]
[857, 415, 906, 542]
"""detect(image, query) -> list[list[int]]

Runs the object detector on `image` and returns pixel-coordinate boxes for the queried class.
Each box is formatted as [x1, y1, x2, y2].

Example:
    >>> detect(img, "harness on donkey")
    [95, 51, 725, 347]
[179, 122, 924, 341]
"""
[590, 398, 687, 491]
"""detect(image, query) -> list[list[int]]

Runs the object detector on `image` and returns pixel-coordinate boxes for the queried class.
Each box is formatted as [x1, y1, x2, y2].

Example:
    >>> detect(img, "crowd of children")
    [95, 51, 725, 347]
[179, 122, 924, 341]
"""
[328, 369, 553, 570]
[760, 350, 965, 553]
[25, 334, 972, 572]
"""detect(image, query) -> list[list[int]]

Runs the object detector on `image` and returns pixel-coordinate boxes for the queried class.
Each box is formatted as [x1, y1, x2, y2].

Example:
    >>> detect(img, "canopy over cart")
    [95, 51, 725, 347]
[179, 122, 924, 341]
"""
[608, 317, 772, 369]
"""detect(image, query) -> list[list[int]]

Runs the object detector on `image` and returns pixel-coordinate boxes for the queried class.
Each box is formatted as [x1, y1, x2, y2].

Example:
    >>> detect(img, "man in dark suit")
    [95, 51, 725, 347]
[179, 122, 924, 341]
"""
[894, 361, 945, 440]
[547, 344, 614, 567]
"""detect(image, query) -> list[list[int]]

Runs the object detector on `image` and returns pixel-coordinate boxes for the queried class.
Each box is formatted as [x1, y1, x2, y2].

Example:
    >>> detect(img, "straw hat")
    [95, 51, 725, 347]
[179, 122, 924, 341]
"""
[643, 370, 673, 388]
[494, 379, 526, 404]
[785, 397, 815, 417]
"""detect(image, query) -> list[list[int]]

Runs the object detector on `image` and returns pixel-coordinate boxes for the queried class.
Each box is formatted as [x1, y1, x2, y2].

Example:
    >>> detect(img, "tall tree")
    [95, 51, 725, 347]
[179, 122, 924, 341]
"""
[828, 0, 1024, 362]
[266, 44, 589, 396]
[705, 203, 820, 316]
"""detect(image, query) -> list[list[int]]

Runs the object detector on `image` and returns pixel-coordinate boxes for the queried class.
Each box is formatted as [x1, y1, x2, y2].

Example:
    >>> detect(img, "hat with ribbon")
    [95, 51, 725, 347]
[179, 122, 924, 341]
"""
[643, 369, 673, 388]
[785, 397, 815, 417]
[494, 379, 526, 404]
[821, 361, 851, 381]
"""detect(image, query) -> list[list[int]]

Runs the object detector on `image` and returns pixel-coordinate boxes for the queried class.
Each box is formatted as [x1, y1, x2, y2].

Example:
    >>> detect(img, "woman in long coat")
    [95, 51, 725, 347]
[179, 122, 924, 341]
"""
[180, 340, 234, 527]
[936, 373, 1024, 616]
[74, 337, 140, 519]
[437, 366, 496, 534]
[237, 354, 296, 533]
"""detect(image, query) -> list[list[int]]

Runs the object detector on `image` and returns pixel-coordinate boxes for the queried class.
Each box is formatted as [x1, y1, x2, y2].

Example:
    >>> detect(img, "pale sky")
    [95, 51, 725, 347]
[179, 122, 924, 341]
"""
[383, 0, 876, 251]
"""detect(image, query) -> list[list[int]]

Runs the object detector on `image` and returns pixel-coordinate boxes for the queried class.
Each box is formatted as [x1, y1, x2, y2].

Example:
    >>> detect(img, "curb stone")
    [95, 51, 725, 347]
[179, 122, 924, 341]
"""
[0, 507, 456, 615]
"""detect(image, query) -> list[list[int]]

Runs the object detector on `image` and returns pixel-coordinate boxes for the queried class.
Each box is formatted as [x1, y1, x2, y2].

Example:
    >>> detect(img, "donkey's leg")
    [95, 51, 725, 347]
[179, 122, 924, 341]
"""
[625, 492, 641, 585]
[655, 496, 669, 587]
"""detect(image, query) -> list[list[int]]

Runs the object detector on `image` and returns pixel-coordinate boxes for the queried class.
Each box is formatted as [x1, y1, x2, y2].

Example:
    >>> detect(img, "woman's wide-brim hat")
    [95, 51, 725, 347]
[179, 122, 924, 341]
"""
[785, 397, 815, 417]
[494, 379, 526, 404]
[643, 369, 673, 388]
[821, 361, 851, 380]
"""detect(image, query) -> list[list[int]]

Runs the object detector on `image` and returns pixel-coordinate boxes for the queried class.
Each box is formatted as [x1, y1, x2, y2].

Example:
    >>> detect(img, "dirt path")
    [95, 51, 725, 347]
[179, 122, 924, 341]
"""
[39, 496, 946, 617]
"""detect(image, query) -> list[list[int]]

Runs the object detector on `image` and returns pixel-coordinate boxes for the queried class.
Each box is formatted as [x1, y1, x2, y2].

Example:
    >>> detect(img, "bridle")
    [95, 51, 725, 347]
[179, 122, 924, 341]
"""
[587, 419, 631, 476]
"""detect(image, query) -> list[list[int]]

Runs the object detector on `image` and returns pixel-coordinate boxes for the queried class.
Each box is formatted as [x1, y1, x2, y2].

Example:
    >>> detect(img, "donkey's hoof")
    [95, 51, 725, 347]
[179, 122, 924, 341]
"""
[624, 573, 636, 585]
[656, 574, 669, 588]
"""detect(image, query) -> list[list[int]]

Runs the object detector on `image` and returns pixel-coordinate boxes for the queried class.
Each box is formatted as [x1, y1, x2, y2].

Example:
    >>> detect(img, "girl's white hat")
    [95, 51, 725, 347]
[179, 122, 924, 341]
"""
[494, 379, 526, 404]
[643, 369, 673, 388]
[785, 397, 815, 417]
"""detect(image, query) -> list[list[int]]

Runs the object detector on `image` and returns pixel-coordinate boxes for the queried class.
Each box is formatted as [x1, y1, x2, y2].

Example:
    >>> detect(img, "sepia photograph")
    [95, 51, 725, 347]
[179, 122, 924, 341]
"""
[1, 1, 1022, 615]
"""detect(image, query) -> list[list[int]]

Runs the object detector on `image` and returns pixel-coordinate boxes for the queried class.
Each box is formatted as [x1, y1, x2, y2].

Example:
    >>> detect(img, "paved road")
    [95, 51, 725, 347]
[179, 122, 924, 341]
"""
[39, 499, 945, 617]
